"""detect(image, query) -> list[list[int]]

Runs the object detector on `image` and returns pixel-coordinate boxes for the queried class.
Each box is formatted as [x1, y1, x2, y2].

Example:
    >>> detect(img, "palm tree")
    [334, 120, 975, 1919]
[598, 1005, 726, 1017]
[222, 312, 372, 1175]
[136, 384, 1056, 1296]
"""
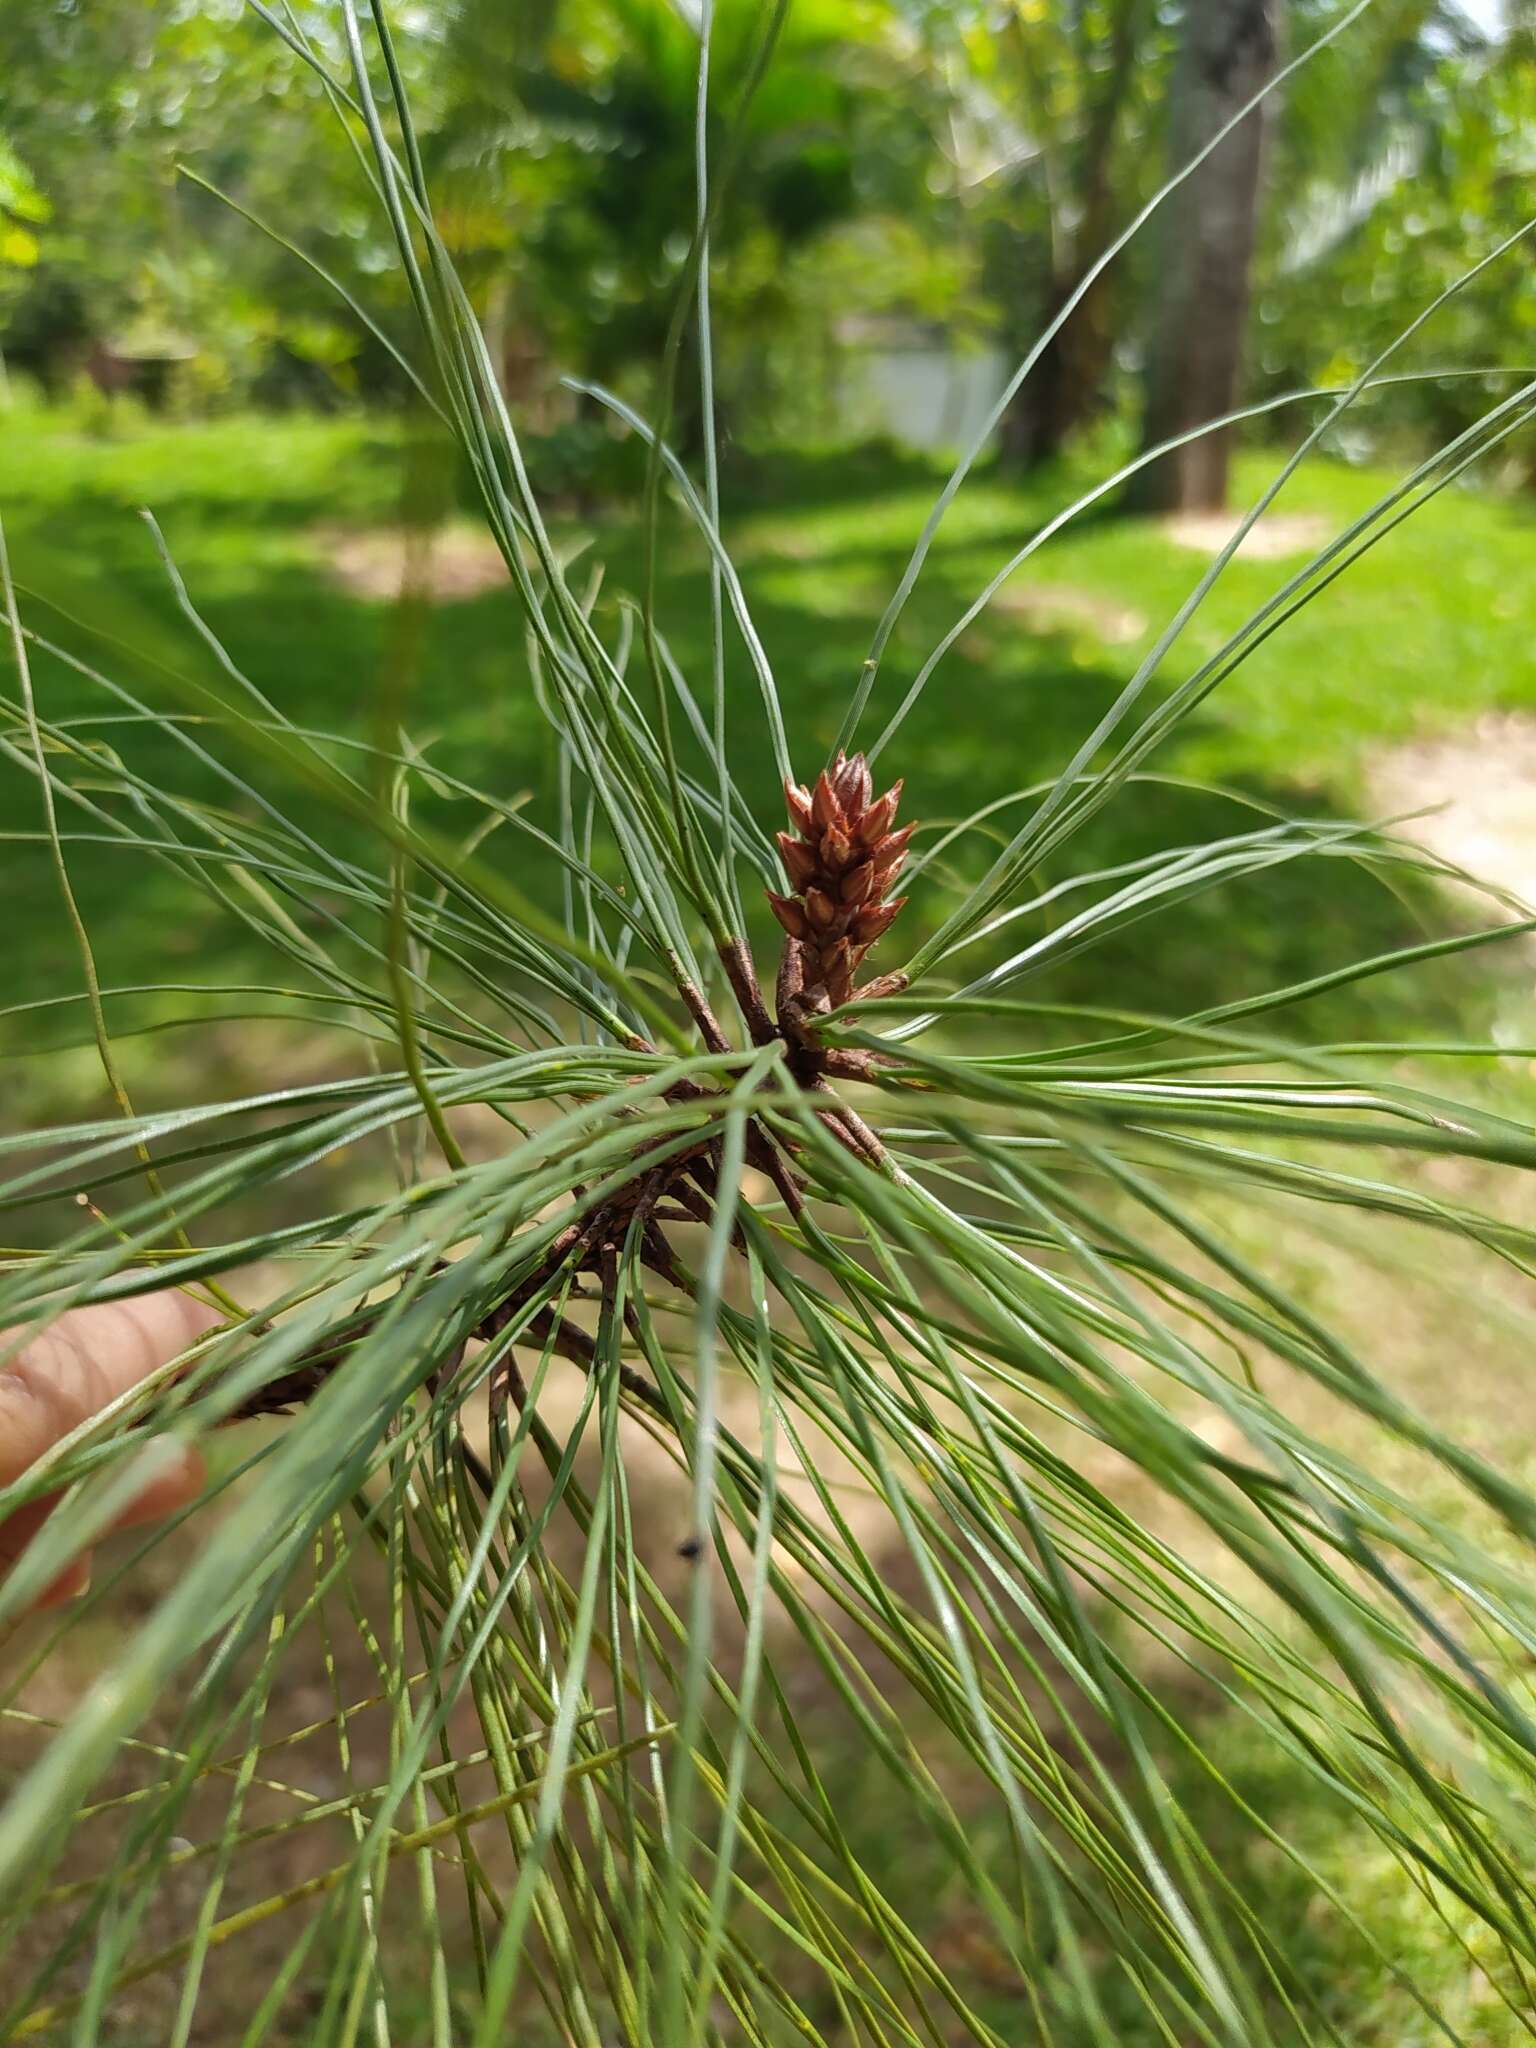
[430, 0, 899, 446]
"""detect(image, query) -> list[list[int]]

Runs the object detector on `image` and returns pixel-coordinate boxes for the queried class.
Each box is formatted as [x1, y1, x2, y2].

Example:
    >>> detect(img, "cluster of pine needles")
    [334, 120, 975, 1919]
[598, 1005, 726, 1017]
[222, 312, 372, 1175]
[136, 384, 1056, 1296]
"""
[2, 0, 1536, 2043]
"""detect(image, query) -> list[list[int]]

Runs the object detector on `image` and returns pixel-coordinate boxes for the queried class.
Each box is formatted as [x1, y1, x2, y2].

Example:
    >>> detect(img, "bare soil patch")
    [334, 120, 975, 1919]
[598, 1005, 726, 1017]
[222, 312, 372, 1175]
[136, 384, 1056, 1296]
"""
[1162, 509, 1329, 561]
[1367, 709, 1536, 916]
[991, 579, 1147, 645]
[316, 522, 508, 603]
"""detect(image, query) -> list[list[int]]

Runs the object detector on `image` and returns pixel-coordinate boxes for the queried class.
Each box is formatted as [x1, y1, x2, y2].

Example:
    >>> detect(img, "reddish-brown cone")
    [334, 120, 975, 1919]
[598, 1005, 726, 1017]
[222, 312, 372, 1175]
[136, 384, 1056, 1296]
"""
[770, 751, 911, 1006]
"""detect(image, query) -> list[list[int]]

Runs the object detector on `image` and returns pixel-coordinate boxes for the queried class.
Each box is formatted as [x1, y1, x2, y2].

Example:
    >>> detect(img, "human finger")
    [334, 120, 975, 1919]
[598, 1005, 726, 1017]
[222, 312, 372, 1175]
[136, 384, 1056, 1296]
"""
[0, 1293, 222, 1487]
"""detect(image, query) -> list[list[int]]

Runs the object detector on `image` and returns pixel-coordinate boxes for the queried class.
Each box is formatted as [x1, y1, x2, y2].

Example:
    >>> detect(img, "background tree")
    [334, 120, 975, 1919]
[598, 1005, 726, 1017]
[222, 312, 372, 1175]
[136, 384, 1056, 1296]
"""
[0, 1, 396, 404]
[0, 0, 1523, 474]
[969, 0, 1171, 468]
[1253, 5, 1531, 467]
[492, 0, 913, 445]
[0, 135, 49, 399]
[1131, 0, 1279, 511]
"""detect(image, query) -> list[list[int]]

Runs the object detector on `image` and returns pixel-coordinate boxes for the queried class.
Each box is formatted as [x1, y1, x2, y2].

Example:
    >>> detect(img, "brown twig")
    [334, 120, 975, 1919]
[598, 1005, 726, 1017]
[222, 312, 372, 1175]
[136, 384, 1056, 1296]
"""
[717, 937, 777, 1047]
[675, 976, 733, 1057]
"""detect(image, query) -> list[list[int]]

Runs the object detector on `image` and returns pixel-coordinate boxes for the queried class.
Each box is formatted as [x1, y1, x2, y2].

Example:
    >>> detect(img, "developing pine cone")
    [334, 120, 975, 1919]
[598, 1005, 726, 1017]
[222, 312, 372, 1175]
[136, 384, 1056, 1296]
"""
[768, 751, 913, 1008]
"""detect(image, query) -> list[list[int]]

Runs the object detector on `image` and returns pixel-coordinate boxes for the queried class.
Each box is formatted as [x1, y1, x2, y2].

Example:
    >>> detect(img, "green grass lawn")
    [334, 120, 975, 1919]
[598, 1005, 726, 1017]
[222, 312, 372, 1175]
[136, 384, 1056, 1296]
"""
[6, 398, 1531, 1075]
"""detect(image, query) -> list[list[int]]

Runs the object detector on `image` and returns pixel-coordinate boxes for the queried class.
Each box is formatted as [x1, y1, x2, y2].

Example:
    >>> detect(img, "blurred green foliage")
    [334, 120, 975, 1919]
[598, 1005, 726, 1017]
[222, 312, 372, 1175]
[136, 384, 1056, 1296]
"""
[1257, 27, 1536, 461]
[2, 0, 1530, 467]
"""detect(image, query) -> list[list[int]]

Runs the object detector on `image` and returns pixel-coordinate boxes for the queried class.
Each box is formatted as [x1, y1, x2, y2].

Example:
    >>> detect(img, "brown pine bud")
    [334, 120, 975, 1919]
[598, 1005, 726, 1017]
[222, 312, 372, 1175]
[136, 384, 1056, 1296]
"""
[871, 824, 916, 879]
[839, 860, 875, 906]
[804, 886, 838, 932]
[777, 832, 818, 890]
[854, 782, 903, 848]
[821, 939, 855, 1004]
[820, 822, 851, 869]
[768, 753, 914, 1036]
[833, 751, 872, 814]
[768, 892, 809, 941]
[850, 898, 905, 945]
[873, 850, 908, 894]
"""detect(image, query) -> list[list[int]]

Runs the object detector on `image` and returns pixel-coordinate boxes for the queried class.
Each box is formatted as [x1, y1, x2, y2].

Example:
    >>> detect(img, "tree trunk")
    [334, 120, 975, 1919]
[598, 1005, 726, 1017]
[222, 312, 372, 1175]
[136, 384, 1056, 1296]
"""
[999, 274, 1116, 470]
[998, 0, 1149, 471]
[1130, 0, 1276, 514]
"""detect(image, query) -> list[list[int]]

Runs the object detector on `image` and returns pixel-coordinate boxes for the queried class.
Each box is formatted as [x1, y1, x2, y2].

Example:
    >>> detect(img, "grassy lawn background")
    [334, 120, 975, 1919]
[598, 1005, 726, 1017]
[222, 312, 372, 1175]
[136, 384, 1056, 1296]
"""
[5, 397, 1534, 1081]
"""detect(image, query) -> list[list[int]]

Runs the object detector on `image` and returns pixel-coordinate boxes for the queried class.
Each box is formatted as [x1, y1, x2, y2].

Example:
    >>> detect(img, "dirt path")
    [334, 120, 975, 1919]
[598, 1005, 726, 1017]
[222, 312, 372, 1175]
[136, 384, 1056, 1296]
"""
[316, 522, 509, 602]
[1162, 509, 1329, 561]
[1367, 709, 1536, 916]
